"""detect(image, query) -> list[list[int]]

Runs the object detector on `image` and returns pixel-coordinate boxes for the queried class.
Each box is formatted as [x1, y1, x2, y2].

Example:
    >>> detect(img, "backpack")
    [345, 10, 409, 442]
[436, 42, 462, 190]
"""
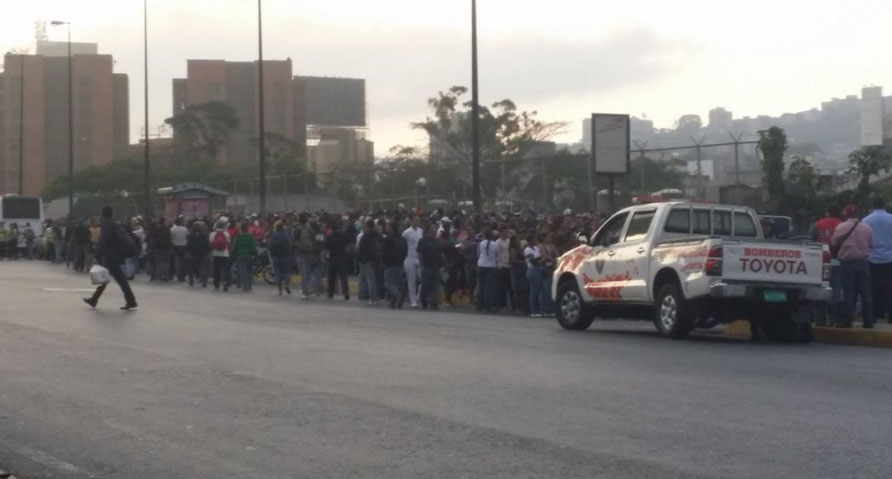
[212, 231, 228, 251]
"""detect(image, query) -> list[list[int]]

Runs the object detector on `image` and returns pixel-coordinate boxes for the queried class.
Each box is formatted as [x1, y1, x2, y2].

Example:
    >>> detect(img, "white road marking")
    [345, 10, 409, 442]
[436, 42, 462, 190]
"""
[42, 288, 96, 292]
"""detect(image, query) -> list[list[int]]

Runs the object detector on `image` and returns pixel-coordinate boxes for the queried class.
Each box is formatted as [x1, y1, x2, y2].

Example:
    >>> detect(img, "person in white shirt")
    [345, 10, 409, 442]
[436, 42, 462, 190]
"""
[524, 234, 547, 317]
[209, 223, 231, 292]
[402, 217, 424, 308]
[476, 227, 500, 313]
[170, 217, 190, 282]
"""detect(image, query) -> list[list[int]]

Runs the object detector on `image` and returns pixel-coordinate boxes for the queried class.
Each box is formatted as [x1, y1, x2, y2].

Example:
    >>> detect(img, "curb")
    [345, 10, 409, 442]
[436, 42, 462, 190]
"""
[725, 320, 892, 348]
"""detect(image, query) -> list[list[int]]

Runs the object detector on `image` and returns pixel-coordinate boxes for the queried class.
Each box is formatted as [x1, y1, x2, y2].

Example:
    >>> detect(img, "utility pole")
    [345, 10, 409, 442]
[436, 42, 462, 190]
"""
[470, 0, 481, 213]
[18, 54, 24, 195]
[143, 0, 152, 215]
[691, 136, 706, 201]
[729, 132, 744, 205]
[633, 140, 648, 194]
[257, 0, 267, 214]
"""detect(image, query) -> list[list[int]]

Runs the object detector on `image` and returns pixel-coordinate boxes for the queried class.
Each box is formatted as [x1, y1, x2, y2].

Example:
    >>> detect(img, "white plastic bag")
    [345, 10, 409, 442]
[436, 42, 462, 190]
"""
[89, 264, 112, 285]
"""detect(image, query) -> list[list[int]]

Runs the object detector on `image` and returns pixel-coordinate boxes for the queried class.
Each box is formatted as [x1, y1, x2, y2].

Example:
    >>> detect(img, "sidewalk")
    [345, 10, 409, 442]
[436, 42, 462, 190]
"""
[725, 320, 892, 348]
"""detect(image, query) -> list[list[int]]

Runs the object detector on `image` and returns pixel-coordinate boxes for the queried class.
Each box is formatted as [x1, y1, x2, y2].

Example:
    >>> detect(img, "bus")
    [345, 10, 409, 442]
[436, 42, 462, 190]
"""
[0, 195, 45, 237]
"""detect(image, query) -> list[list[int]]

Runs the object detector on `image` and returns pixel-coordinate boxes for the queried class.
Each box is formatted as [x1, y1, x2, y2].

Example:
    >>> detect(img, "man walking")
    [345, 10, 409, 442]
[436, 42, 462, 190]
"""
[863, 197, 892, 325]
[402, 216, 423, 308]
[83, 207, 137, 310]
[832, 204, 875, 328]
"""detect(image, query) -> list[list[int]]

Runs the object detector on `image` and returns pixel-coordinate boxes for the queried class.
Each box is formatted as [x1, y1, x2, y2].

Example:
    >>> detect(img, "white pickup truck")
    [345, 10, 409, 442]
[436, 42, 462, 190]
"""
[552, 202, 831, 340]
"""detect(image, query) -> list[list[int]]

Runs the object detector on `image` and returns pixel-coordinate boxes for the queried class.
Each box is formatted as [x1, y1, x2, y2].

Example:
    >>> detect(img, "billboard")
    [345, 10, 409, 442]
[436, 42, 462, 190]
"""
[592, 113, 630, 175]
[296, 76, 366, 127]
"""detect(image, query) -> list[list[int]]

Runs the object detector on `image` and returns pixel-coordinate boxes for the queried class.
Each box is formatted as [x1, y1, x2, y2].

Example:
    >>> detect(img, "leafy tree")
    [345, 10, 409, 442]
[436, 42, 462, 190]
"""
[785, 156, 823, 218]
[164, 101, 240, 163]
[848, 146, 892, 206]
[410, 86, 565, 203]
[619, 156, 684, 195]
[758, 126, 788, 213]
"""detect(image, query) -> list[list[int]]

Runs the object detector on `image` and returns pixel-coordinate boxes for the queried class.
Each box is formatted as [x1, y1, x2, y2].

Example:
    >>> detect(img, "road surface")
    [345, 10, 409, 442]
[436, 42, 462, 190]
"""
[0, 261, 889, 478]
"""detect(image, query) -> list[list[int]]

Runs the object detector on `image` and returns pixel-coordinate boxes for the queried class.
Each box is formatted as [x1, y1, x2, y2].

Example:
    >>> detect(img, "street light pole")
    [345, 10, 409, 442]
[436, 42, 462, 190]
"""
[470, 0, 481, 214]
[51, 21, 73, 217]
[18, 53, 24, 195]
[144, 0, 152, 215]
[257, 0, 268, 214]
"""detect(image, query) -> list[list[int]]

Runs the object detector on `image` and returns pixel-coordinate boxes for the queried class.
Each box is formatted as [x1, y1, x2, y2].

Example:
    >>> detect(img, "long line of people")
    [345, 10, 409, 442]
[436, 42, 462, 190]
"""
[35, 208, 605, 317]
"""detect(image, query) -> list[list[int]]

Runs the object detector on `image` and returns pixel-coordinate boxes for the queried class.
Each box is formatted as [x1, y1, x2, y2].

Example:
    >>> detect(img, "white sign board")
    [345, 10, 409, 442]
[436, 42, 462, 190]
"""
[592, 114, 630, 175]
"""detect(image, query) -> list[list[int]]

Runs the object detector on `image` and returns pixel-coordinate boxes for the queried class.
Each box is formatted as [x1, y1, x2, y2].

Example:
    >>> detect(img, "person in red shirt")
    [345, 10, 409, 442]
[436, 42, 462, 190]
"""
[814, 206, 842, 246]
[814, 206, 842, 325]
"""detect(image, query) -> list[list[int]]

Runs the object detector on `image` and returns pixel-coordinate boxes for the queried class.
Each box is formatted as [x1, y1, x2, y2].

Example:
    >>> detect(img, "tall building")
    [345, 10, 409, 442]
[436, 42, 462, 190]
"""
[861, 86, 885, 146]
[708, 107, 733, 131]
[172, 61, 367, 168]
[0, 42, 128, 196]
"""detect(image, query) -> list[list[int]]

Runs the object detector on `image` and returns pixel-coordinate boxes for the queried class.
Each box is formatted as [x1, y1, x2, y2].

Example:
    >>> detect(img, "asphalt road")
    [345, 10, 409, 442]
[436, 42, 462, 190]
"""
[1, 261, 890, 479]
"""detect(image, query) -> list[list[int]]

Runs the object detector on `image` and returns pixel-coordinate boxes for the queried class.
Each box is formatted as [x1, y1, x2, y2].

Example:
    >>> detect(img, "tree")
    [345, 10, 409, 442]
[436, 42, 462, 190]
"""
[848, 146, 892, 206]
[410, 86, 565, 204]
[164, 101, 240, 163]
[620, 156, 684, 195]
[786, 156, 822, 218]
[758, 126, 788, 213]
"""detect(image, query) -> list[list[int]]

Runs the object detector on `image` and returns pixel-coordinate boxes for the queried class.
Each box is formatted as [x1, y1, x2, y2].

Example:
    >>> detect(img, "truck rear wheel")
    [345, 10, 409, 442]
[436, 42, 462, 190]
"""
[653, 283, 693, 339]
[556, 281, 595, 331]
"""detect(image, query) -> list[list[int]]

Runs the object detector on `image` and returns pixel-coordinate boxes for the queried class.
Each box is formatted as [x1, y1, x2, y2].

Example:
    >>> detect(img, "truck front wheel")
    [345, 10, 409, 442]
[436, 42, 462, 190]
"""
[556, 281, 595, 331]
[653, 283, 694, 339]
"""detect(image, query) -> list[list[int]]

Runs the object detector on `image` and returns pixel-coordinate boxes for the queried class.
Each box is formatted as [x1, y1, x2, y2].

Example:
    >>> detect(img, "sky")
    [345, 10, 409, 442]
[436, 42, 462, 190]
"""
[2, 0, 891, 155]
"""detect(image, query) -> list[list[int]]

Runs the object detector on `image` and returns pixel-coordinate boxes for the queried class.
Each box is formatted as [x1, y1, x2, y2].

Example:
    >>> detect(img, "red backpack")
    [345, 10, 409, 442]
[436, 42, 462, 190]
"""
[212, 231, 228, 251]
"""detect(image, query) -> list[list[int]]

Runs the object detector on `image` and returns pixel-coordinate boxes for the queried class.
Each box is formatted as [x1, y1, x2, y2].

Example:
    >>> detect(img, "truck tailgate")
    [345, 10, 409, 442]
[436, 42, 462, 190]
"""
[722, 240, 824, 285]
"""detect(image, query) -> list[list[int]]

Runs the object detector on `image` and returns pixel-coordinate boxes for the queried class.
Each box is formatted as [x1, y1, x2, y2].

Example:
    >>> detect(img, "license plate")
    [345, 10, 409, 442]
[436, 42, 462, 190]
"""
[763, 290, 788, 303]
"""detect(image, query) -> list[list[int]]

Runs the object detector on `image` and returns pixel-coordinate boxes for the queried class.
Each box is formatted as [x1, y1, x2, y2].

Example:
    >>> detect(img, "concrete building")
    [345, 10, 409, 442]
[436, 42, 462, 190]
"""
[861, 86, 885, 146]
[307, 126, 373, 175]
[0, 42, 128, 196]
[172, 61, 367, 167]
[708, 107, 733, 131]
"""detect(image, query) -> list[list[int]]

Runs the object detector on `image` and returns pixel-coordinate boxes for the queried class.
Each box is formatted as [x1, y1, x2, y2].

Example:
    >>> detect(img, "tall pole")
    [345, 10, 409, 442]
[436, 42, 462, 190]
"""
[691, 136, 705, 201]
[18, 54, 24, 195]
[470, 0, 481, 213]
[144, 0, 152, 215]
[66, 25, 73, 216]
[729, 132, 743, 205]
[633, 140, 648, 194]
[257, 0, 267, 214]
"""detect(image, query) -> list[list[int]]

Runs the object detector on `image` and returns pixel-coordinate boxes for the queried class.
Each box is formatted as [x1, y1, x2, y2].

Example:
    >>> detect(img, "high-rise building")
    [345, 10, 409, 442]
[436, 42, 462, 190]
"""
[172, 61, 367, 167]
[708, 107, 733, 131]
[861, 86, 884, 146]
[0, 42, 128, 195]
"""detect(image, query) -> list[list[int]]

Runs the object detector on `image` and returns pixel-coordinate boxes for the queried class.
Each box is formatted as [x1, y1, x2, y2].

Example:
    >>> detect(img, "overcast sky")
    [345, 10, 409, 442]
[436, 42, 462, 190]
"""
[2, 0, 890, 155]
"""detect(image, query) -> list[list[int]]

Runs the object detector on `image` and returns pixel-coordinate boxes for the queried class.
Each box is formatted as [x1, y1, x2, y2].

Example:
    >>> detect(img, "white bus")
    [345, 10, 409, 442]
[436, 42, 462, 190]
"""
[0, 195, 45, 237]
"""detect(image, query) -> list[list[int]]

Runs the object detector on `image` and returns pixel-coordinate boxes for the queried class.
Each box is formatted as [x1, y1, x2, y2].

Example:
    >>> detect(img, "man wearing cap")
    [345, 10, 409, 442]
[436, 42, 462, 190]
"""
[832, 204, 875, 328]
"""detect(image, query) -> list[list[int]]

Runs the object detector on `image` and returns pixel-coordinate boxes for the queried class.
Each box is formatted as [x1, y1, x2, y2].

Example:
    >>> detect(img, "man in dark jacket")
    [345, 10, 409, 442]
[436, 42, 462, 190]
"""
[418, 222, 445, 310]
[357, 219, 382, 305]
[325, 220, 350, 300]
[73, 220, 91, 272]
[153, 218, 173, 282]
[83, 207, 137, 310]
[186, 222, 211, 287]
[382, 221, 408, 308]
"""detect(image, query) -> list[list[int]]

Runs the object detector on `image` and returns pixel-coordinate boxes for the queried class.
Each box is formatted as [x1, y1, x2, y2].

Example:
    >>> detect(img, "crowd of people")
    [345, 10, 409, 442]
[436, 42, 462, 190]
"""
[816, 197, 892, 329]
[33, 207, 606, 316]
